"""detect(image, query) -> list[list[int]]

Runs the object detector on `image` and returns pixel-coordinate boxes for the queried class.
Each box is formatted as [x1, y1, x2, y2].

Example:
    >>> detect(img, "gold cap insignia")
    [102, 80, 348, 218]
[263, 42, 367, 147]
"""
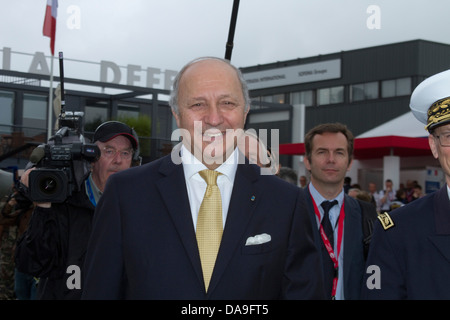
[377, 212, 395, 230]
[425, 97, 450, 131]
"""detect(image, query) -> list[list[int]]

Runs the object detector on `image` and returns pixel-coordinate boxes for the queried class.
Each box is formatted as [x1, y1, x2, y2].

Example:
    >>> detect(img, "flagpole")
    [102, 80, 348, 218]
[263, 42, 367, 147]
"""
[47, 54, 54, 141]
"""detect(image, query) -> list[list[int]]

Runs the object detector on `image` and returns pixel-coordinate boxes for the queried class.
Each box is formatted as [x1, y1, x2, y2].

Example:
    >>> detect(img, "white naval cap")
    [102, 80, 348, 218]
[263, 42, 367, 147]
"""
[410, 69, 450, 132]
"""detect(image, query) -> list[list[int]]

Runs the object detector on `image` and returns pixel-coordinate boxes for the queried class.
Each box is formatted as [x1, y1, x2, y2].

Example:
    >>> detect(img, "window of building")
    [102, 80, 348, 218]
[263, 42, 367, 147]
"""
[118, 104, 140, 119]
[23, 94, 47, 137]
[84, 105, 108, 132]
[317, 86, 344, 106]
[382, 80, 395, 98]
[0, 91, 14, 134]
[396, 77, 412, 96]
[261, 94, 285, 104]
[350, 82, 378, 102]
[251, 94, 286, 109]
[290, 90, 314, 107]
[382, 77, 411, 98]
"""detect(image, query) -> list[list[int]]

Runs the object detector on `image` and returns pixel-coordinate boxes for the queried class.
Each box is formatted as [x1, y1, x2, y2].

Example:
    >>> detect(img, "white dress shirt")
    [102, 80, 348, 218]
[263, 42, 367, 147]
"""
[181, 144, 238, 230]
[378, 189, 395, 211]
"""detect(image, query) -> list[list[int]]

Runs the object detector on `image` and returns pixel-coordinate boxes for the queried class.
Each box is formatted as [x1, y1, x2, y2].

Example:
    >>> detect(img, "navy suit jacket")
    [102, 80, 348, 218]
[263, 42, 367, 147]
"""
[82, 152, 324, 299]
[304, 188, 366, 300]
[362, 186, 450, 299]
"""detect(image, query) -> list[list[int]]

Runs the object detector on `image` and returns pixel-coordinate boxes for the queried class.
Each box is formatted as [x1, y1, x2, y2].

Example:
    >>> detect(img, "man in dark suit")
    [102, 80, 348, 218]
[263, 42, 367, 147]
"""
[362, 69, 450, 299]
[302, 123, 376, 300]
[81, 57, 324, 299]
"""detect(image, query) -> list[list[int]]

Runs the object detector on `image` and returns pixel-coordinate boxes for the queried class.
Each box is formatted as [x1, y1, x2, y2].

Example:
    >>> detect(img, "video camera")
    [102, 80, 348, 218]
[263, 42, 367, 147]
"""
[28, 112, 100, 203]
[26, 52, 100, 203]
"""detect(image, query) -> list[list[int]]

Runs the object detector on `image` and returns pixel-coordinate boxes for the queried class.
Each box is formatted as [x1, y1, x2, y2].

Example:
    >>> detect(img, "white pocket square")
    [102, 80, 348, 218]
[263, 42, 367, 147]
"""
[245, 233, 271, 246]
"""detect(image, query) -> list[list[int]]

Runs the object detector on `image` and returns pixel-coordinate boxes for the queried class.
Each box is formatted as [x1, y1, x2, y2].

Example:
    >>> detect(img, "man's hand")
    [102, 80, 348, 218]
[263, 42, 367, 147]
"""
[20, 168, 51, 208]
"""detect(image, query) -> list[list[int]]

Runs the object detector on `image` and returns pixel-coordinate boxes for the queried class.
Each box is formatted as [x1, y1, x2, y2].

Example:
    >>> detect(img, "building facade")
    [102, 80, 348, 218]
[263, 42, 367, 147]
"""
[241, 39, 450, 136]
[240, 39, 450, 190]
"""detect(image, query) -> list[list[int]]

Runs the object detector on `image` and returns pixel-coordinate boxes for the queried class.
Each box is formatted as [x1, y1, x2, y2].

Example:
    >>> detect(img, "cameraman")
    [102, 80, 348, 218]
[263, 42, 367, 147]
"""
[15, 121, 139, 299]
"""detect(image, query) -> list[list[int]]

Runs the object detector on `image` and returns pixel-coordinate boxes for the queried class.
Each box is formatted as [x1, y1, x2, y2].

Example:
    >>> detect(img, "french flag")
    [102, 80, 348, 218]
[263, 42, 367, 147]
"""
[43, 0, 58, 56]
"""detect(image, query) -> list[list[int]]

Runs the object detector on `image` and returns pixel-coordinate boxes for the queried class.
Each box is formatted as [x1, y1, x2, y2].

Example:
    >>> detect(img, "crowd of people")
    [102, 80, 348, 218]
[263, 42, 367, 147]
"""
[345, 178, 424, 213]
[268, 167, 424, 217]
[0, 56, 449, 300]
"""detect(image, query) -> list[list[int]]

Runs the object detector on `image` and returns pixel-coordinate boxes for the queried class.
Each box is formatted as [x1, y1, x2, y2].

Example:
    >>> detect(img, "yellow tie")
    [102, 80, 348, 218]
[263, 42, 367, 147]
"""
[196, 169, 223, 291]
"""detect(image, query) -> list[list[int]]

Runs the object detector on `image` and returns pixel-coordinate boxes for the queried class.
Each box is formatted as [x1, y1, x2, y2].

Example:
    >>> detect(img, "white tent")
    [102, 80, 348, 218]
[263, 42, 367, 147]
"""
[357, 112, 428, 138]
[353, 112, 441, 195]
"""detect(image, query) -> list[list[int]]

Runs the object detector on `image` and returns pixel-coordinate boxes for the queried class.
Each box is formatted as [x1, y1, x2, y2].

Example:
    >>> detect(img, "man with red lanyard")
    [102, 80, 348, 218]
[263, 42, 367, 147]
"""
[302, 123, 375, 300]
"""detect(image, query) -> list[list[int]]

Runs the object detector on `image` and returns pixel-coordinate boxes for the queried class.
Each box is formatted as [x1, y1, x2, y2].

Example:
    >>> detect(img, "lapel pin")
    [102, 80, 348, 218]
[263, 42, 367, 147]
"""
[250, 195, 256, 201]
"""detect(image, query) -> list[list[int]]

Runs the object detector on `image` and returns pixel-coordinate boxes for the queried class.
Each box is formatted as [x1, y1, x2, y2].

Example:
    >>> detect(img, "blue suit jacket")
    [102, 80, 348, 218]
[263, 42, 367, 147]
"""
[362, 186, 450, 299]
[82, 152, 324, 299]
[304, 188, 366, 300]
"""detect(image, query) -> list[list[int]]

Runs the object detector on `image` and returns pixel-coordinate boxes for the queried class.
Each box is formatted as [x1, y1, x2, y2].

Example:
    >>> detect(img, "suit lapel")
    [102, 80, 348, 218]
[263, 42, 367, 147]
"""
[207, 163, 261, 295]
[433, 186, 450, 234]
[303, 187, 321, 246]
[429, 187, 450, 262]
[156, 155, 204, 287]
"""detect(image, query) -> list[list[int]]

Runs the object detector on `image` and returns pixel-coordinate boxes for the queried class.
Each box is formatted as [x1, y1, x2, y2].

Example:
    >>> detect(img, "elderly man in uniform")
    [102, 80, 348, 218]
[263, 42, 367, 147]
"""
[362, 69, 450, 299]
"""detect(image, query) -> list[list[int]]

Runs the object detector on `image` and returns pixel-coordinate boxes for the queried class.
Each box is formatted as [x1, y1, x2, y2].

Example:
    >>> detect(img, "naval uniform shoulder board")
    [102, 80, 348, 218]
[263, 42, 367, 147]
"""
[377, 212, 395, 230]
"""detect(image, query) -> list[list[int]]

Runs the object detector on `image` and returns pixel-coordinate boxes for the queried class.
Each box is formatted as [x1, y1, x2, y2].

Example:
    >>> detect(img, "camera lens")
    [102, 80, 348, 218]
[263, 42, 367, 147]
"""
[29, 168, 69, 203]
[37, 174, 60, 196]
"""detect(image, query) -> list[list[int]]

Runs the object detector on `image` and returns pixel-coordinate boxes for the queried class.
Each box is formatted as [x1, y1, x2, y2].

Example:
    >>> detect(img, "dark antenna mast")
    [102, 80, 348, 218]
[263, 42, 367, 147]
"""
[57, 51, 81, 135]
[224, 0, 240, 61]
[58, 51, 66, 116]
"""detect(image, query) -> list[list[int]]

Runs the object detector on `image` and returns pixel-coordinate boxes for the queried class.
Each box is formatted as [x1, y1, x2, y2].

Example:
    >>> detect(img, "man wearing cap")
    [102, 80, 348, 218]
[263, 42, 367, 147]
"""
[15, 121, 138, 300]
[362, 69, 450, 299]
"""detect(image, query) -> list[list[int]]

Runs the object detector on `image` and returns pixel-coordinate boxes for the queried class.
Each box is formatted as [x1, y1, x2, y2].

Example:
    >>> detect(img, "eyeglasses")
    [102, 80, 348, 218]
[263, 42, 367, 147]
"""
[434, 133, 450, 147]
[102, 147, 133, 160]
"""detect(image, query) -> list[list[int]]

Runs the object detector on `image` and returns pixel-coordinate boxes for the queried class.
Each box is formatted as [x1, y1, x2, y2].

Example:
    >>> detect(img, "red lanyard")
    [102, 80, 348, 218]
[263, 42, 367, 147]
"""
[311, 195, 345, 299]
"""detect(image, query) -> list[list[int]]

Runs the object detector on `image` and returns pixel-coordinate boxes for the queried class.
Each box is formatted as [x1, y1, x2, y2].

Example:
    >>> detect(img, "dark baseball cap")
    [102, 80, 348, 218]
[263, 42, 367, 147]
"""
[93, 121, 138, 150]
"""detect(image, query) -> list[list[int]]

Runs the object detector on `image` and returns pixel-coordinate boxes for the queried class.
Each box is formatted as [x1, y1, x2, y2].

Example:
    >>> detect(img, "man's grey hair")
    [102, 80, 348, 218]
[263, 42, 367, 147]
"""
[169, 57, 251, 115]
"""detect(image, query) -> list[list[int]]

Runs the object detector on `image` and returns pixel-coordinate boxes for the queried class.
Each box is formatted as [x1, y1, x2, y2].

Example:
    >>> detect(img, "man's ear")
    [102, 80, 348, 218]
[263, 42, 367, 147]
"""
[347, 158, 354, 172]
[171, 109, 181, 129]
[303, 156, 311, 171]
[429, 134, 439, 159]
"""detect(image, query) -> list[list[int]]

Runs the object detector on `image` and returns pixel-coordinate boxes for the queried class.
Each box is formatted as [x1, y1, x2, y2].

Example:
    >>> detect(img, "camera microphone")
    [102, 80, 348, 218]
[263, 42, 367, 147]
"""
[29, 146, 45, 164]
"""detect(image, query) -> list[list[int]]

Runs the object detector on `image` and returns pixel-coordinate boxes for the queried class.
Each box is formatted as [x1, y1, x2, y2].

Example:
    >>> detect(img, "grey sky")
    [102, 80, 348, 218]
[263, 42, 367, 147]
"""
[1, 0, 450, 76]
